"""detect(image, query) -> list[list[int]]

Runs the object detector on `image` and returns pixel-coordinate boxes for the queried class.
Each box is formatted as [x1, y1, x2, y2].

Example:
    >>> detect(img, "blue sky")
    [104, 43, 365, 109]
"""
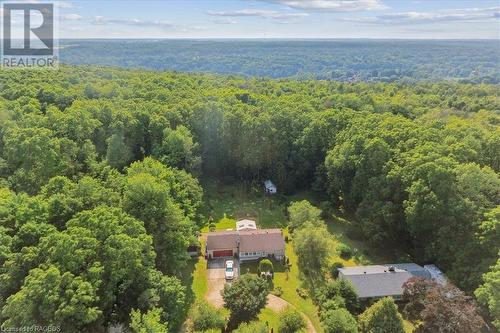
[5, 0, 500, 39]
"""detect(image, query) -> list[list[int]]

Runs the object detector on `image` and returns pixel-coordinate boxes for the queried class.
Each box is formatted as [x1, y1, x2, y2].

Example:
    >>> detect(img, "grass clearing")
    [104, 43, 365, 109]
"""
[241, 234, 323, 332]
[202, 179, 290, 230]
[275, 232, 323, 332]
[404, 319, 416, 333]
[325, 213, 411, 266]
[187, 180, 415, 332]
[180, 237, 208, 306]
[258, 308, 281, 331]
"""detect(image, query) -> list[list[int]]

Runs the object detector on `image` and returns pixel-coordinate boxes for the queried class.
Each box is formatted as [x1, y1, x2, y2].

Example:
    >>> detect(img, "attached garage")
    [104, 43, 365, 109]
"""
[212, 249, 234, 258]
[206, 231, 238, 259]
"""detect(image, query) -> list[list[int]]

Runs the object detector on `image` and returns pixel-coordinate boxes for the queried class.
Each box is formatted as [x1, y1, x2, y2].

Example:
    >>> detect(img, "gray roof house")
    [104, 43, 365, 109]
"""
[206, 229, 285, 261]
[338, 263, 432, 300]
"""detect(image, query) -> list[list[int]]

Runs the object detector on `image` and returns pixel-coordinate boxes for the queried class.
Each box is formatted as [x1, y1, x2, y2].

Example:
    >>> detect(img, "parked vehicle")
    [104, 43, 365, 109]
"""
[225, 260, 234, 280]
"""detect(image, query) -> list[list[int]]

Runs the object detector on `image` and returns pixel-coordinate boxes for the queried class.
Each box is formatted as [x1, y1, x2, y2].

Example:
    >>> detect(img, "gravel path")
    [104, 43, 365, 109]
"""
[266, 294, 317, 333]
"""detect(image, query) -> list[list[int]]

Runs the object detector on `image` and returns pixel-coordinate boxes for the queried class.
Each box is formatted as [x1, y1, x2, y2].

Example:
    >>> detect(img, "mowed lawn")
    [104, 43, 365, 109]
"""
[201, 179, 309, 231]
[185, 180, 415, 332]
[274, 231, 323, 332]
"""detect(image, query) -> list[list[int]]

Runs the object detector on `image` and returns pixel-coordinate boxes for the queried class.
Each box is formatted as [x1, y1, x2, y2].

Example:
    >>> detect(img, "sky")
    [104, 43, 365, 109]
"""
[3, 0, 500, 39]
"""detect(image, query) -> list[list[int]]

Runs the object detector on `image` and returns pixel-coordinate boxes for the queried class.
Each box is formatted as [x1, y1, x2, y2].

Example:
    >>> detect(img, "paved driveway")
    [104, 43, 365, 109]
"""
[206, 258, 239, 308]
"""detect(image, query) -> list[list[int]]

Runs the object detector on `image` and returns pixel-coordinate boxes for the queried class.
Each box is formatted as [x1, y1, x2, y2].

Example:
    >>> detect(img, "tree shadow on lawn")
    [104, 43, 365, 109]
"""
[179, 254, 212, 317]
[240, 259, 287, 274]
[178, 257, 198, 307]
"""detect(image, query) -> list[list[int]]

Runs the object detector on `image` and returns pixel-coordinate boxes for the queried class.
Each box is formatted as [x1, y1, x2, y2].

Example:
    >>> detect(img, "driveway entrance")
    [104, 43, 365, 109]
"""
[206, 258, 239, 308]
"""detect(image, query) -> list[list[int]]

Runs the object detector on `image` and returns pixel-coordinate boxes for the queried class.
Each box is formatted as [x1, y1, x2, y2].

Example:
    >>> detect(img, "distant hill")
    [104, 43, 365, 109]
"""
[59, 39, 500, 83]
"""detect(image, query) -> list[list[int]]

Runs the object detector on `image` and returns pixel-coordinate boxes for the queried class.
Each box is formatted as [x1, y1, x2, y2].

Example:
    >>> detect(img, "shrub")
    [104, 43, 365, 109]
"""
[337, 244, 353, 260]
[278, 307, 307, 333]
[330, 262, 344, 279]
[296, 288, 308, 299]
[358, 297, 404, 333]
[272, 286, 284, 297]
[320, 295, 346, 316]
[191, 301, 225, 332]
[322, 308, 358, 333]
[316, 279, 359, 314]
[259, 259, 274, 273]
[233, 321, 268, 333]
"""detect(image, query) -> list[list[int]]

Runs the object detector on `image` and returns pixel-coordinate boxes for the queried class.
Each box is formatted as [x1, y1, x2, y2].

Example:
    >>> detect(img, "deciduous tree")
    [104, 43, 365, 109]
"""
[222, 274, 269, 326]
[358, 297, 404, 333]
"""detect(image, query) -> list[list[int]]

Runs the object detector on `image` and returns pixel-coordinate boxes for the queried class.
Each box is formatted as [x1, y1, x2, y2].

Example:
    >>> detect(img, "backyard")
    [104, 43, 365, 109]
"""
[182, 179, 414, 332]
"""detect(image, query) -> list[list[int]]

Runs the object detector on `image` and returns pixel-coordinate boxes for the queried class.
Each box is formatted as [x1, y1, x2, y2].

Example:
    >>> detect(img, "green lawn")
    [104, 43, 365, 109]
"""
[180, 238, 208, 306]
[258, 308, 281, 331]
[324, 211, 412, 266]
[275, 232, 324, 332]
[404, 320, 416, 333]
[187, 180, 415, 332]
[201, 179, 291, 230]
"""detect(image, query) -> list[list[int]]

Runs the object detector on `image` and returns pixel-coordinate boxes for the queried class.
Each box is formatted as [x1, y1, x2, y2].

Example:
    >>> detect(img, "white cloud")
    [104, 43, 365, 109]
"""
[62, 13, 82, 20]
[346, 6, 500, 24]
[260, 0, 387, 12]
[209, 18, 238, 25]
[61, 14, 206, 34]
[56, 1, 75, 9]
[207, 9, 308, 19]
[91, 16, 175, 29]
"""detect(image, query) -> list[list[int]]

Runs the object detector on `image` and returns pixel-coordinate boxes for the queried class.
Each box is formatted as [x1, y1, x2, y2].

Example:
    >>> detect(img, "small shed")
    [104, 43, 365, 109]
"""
[236, 219, 257, 231]
[187, 245, 201, 257]
[264, 180, 277, 194]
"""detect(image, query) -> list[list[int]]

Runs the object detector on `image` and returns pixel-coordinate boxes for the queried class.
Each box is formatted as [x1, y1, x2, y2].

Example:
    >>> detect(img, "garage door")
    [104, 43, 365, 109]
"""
[213, 250, 233, 258]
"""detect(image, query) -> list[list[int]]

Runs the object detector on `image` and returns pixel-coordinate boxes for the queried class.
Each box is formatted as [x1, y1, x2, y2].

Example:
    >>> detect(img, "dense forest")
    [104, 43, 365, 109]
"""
[60, 39, 500, 83]
[0, 66, 498, 331]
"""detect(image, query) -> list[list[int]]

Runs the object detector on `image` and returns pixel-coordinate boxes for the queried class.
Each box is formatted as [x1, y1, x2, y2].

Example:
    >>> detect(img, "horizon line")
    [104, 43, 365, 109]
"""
[59, 37, 500, 41]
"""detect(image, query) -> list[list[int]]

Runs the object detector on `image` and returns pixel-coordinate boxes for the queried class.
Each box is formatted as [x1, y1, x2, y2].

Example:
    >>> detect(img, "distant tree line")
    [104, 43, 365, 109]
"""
[60, 39, 500, 83]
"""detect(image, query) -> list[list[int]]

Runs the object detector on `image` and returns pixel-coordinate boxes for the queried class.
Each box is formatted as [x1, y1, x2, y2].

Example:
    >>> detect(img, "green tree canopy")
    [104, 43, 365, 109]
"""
[153, 125, 201, 174]
[288, 200, 322, 230]
[322, 308, 358, 333]
[222, 274, 270, 326]
[233, 321, 268, 333]
[358, 297, 404, 333]
[191, 301, 226, 332]
[130, 308, 168, 333]
[475, 257, 500, 330]
[278, 307, 307, 333]
[293, 222, 333, 277]
[1, 265, 101, 332]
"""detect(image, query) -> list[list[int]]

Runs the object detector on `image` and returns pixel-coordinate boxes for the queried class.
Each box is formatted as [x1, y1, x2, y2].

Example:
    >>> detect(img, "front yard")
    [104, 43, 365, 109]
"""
[181, 179, 415, 332]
